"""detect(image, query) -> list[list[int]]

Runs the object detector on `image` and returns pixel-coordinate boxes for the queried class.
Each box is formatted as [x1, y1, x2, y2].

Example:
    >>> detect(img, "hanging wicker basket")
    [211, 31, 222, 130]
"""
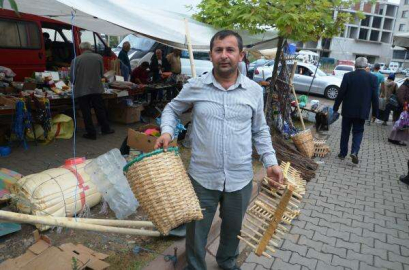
[124, 147, 203, 235]
[291, 129, 314, 158]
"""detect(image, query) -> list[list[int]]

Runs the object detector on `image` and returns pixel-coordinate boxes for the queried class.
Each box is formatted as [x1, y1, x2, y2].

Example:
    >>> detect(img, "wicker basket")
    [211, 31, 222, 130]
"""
[291, 129, 314, 158]
[124, 147, 203, 235]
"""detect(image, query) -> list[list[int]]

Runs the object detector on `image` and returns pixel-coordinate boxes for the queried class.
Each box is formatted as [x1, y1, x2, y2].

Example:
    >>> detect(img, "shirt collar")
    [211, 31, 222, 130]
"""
[203, 70, 250, 90]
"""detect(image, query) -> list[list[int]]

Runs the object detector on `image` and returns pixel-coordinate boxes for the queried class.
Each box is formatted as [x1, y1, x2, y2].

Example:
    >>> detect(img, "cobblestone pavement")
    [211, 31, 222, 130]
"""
[242, 119, 409, 270]
[0, 123, 138, 175]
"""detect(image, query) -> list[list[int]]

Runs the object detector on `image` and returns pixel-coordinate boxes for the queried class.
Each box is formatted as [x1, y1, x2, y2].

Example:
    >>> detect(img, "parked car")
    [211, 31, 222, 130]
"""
[332, 65, 355, 78]
[379, 68, 394, 75]
[253, 60, 275, 81]
[247, 59, 269, 79]
[254, 62, 342, 99]
[114, 34, 212, 78]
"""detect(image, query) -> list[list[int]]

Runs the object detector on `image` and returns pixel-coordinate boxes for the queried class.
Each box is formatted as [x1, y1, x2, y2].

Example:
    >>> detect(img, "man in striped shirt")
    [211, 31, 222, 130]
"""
[155, 30, 282, 270]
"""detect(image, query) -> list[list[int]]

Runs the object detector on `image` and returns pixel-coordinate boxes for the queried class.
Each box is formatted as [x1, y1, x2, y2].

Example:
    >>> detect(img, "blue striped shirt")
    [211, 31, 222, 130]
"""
[161, 71, 278, 192]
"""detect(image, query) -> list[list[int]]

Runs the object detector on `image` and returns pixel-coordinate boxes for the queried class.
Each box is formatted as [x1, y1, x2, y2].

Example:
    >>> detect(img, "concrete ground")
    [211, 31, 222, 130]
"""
[242, 118, 409, 270]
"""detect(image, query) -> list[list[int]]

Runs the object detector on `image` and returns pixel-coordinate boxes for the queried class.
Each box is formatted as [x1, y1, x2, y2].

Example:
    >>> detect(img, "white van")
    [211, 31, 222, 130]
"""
[113, 35, 212, 78]
[389, 62, 400, 73]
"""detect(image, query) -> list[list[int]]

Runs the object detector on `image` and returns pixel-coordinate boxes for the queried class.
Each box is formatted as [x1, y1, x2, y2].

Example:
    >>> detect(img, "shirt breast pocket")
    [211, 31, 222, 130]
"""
[226, 103, 252, 123]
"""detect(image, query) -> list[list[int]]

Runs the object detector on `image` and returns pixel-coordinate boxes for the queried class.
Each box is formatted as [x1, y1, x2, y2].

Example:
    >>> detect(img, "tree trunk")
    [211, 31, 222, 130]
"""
[264, 36, 284, 127]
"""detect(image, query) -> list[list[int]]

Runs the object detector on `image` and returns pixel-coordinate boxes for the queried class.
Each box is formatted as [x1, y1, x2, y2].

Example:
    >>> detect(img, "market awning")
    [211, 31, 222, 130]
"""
[393, 33, 409, 50]
[2, 0, 278, 51]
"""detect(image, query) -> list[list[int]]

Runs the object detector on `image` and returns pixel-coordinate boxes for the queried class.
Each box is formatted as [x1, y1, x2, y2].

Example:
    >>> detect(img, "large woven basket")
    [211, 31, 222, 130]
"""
[124, 147, 203, 235]
[291, 129, 314, 158]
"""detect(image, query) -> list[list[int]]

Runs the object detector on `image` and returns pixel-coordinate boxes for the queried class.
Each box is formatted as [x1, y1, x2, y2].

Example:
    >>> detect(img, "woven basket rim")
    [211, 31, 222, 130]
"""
[123, 147, 179, 172]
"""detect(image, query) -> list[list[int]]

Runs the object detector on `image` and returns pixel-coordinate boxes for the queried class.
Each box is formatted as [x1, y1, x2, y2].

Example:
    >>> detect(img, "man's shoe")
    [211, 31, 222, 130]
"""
[83, 133, 97, 140]
[102, 129, 115, 135]
[400, 175, 409, 185]
[337, 153, 345, 160]
[350, 153, 359, 164]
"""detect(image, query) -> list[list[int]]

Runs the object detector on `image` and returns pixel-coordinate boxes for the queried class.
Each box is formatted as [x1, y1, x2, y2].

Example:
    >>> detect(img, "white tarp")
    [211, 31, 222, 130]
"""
[393, 33, 409, 50]
[2, 0, 278, 50]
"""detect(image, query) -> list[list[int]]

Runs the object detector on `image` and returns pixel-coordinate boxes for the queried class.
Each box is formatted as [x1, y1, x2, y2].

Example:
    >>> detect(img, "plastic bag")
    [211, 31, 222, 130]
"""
[26, 114, 74, 142]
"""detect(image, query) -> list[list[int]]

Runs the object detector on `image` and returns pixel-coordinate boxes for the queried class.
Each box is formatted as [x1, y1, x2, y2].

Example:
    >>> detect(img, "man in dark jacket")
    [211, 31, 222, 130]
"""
[333, 57, 378, 164]
[118, 41, 131, 81]
[70, 42, 114, 140]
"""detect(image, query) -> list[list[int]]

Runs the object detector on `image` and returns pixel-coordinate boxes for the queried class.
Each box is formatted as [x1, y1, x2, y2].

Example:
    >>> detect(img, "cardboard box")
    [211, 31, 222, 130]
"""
[0, 238, 109, 270]
[127, 124, 177, 152]
[109, 105, 143, 124]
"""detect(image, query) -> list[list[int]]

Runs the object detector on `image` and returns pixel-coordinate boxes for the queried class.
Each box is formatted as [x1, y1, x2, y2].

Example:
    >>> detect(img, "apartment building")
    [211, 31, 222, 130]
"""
[392, 0, 409, 68]
[293, 1, 400, 64]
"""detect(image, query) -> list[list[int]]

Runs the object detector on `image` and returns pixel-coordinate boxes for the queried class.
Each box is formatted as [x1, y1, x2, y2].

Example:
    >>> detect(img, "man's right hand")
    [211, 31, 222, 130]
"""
[154, 133, 172, 151]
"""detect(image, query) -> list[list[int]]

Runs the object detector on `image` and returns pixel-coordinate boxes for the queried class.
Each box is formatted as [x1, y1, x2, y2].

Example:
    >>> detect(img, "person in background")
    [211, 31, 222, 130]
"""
[150, 49, 170, 82]
[166, 49, 182, 99]
[388, 79, 409, 146]
[43, 33, 53, 69]
[333, 57, 378, 164]
[131, 62, 150, 84]
[118, 41, 131, 81]
[238, 54, 248, 76]
[155, 30, 283, 270]
[70, 42, 114, 140]
[380, 73, 398, 125]
[368, 63, 385, 125]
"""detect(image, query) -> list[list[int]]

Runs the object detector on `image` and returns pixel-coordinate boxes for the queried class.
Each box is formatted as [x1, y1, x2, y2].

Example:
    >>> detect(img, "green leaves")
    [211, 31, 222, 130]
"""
[195, 0, 364, 41]
[0, 0, 19, 15]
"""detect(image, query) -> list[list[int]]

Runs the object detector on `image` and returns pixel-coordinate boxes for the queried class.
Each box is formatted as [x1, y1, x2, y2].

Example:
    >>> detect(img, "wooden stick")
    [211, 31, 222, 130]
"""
[289, 62, 305, 130]
[238, 235, 272, 258]
[53, 217, 155, 228]
[184, 18, 197, 78]
[0, 211, 161, 237]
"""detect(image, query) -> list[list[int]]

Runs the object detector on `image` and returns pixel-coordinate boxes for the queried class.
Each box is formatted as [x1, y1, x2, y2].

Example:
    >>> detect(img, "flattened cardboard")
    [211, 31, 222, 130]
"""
[127, 126, 177, 153]
[0, 239, 109, 270]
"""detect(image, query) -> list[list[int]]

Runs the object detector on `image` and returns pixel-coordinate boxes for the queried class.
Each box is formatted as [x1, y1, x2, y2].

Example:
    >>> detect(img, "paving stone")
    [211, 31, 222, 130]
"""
[281, 240, 308, 256]
[346, 249, 374, 265]
[359, 262, 382, 270]
[245, 252, 274, 268]
[374, 224, 399, 237]
[240, 262, 256, 270]
[326, 228, 350, 242]
[271, 258, 301, 270]
[388, 251, 409, 264]
[351, 220, 374, 232]
[306, 248, 332, 265]
[339, 224, 362, 236]
[349, 233, 375, 248]
[298, 235, 323, 251]
[305, 222, 328, 236]
[335, 238, 360, 253]
[298, 215, 320, 226]
[363, 215, 386, 227]
[318, 219, 341, 231]
[374, 256, 404, 270]
[331, 254, 359, 270]
[361, 244, 388, 260]
[387, 235, 408, 247]
[322, 244, 347, 258]
[313, 231, 336, 246]
[316, 261, 344, 270]
[362, 228, 387, 242]
[289, 253, 318, 270]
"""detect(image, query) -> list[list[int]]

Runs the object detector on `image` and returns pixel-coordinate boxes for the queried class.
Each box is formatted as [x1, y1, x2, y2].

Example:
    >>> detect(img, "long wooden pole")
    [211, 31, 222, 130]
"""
[184, 18, 197, 78]
[0, 211, 161, 237]
[289, 62, 306, 130]
[53, 217, 155, 228]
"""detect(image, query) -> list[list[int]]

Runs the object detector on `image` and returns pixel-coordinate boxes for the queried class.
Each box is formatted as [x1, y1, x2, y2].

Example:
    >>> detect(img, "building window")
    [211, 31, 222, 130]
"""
[405, 0, 409, 5]
[403, 11, 408, 18]
[399, 24, 406, 31]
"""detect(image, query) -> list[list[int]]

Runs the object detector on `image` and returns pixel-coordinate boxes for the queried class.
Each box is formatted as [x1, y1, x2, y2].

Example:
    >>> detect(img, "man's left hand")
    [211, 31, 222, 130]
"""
[266, 165, 284, 189]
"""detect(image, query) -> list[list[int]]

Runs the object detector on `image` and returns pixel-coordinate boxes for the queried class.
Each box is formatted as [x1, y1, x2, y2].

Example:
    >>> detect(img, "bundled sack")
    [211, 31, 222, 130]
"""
[26, 114, 74, 142]
[315, 106, 339, 131]
[12, 160, 102, 230]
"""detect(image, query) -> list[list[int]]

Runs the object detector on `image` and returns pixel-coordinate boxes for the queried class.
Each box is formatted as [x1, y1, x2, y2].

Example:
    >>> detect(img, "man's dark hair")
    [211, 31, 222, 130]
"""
[141, 62, 150, 68]
[210, 30, 243, 52]
[43, 32, 50, 39]
[374, 63, 381, 70]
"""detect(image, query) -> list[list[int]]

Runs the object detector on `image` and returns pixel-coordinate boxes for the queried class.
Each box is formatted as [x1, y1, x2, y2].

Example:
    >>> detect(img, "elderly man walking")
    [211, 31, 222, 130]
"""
[155, 30, 283, 270]
[118, 41, 131, 81]
[333, 57, 378, 164]
[70, 42, 114, 140]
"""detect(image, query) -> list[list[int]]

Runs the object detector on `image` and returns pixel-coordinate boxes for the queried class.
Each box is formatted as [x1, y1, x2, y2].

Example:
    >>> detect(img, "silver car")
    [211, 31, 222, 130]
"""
[254, 62, 342, 100]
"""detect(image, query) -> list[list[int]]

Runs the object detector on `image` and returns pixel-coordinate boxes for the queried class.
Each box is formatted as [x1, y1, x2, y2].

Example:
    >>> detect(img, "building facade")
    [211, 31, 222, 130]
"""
[293, 1, 400, 65]
[392, 0, 409, 68]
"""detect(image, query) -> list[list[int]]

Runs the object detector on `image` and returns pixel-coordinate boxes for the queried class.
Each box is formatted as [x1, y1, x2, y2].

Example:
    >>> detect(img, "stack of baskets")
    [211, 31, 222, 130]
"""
[124, 147, 203, 235]
[291, 129, 314, 158]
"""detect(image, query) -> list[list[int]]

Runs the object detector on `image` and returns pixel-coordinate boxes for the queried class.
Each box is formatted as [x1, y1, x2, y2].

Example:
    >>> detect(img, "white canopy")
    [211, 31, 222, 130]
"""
[393, 33, 409, 50]
[2, 0, 278, 50]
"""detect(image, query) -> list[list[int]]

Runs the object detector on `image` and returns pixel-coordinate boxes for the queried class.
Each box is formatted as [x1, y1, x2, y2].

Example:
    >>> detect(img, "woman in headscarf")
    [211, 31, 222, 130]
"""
[388, 78, 409, 146]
